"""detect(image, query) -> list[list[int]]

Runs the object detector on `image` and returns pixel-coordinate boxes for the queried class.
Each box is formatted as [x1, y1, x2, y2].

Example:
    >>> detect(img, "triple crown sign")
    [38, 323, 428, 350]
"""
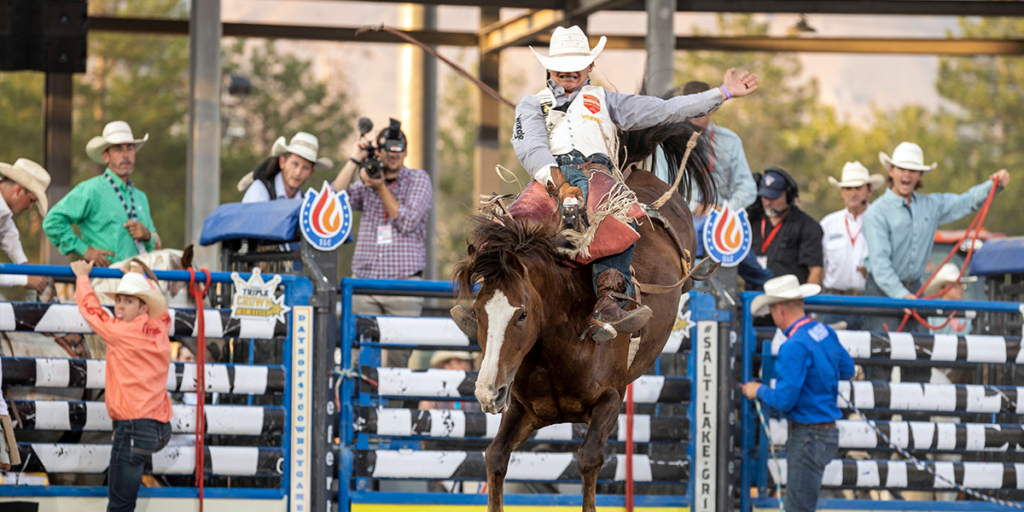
[229, 267, 291, 323]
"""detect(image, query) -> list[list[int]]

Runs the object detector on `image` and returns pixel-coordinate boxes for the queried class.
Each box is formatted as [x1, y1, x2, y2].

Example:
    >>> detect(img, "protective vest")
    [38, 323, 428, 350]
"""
[536, 85, 617, 160]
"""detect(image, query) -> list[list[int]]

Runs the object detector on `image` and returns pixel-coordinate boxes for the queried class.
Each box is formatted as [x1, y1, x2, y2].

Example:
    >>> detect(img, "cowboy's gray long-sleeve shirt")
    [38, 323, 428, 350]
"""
[512, 80, 724, 183]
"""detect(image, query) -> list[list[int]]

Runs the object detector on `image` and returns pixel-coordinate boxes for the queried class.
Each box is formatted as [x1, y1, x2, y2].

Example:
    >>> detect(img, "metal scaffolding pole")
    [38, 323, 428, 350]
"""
[42, 73, 73, 266]
[423, 5, 439, 281]
[186, 0, 222, 270]
[645, 0, 675, 97]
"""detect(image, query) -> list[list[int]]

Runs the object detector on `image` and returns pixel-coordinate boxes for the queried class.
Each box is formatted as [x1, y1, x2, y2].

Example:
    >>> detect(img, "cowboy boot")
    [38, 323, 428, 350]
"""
[590, 269, 652, 343]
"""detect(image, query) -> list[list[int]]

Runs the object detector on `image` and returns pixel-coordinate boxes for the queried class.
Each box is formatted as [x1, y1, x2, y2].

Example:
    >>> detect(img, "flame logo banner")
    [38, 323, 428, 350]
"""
[300, 181, 353, 251]
[702, 205, 752, 267]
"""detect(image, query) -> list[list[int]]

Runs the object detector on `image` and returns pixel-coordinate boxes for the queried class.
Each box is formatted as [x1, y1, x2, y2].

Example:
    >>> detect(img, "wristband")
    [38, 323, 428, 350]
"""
[350, 157, 361, 165]
[719, 85, 732, 100]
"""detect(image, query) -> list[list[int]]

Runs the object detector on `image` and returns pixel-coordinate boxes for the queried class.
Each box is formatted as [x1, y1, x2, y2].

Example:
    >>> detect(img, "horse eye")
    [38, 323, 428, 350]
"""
[517, 311, 528, 323]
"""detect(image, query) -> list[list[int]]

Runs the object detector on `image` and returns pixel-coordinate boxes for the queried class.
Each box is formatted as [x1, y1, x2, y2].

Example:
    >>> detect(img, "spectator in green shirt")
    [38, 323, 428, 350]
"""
[43, 121, 159, 267]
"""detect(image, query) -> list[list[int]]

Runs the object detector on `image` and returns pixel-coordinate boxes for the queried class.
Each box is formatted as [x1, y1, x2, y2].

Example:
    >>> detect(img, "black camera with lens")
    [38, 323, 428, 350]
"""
[356, 118, 407, 180]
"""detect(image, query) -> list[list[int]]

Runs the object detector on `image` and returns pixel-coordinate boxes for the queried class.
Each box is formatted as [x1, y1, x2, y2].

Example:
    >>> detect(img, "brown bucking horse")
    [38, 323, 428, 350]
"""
[451, 120, 717, 511]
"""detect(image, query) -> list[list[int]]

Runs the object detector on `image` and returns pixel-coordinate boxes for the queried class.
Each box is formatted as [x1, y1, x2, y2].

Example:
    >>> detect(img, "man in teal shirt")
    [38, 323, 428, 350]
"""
[862, 141, 1008, 344]
[43, 121, 159, 267]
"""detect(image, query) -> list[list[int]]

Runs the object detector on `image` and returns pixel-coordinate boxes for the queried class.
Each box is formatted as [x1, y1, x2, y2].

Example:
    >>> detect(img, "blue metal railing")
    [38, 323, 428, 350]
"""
[0, 262, 312, 504]
[739, 291, 1024, 512]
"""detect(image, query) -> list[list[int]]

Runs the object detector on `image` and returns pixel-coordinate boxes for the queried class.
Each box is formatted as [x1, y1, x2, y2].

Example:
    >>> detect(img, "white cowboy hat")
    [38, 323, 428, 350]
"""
[271, 132, 334, 170]
[0, 158, 51, 216]
[530, 25, 607, 73]
[828, 161, 885, 190]
[429, 350, 475, 369]
[751, 274, 821, 317]
[879, 142, 936, 173]
[922, 263, 977, 297]
[85, 121, 149, 165]
[102, 271, 167, 319]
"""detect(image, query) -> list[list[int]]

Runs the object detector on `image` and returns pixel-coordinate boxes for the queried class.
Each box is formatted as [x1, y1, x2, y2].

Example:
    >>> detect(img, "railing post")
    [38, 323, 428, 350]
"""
[338, 279, 356, 512]
[302, 241, 338, 512]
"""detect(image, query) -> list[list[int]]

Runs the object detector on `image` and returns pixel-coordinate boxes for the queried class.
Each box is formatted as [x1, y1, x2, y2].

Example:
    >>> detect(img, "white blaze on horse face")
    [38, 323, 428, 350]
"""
[476, 290, 516, 406]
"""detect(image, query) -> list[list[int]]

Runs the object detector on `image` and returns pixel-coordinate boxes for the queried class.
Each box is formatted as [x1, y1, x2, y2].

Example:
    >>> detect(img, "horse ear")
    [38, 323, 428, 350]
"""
[503, 251, 526, 276]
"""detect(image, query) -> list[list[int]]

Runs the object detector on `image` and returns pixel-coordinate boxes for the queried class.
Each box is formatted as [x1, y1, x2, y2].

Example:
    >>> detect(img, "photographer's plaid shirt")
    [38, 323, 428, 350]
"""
[348, 166, 433, 279]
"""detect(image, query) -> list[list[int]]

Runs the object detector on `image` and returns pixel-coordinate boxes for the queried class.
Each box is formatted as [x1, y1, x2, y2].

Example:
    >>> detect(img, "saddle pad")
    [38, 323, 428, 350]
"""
[507, 172, 647, 266]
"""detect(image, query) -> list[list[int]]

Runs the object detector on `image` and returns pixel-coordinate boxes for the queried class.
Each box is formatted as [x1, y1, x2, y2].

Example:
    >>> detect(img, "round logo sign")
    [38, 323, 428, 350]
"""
[702, 205, 752, 267]
[300, 181, 353, 251]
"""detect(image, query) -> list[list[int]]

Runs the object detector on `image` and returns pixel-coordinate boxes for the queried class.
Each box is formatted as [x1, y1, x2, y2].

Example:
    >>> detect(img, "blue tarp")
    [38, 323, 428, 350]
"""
[199, 199, 303, 246]
[970, 237, 1024, 276]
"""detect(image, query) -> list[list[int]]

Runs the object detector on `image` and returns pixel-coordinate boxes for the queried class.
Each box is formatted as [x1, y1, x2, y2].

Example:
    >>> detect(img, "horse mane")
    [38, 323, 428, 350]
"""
[616, 82, 718, 207]
[452, 216, 569, 302]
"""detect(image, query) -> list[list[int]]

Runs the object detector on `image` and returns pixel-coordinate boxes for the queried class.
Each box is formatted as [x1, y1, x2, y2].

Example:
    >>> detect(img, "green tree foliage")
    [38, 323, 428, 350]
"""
[220, 40, 356, 204]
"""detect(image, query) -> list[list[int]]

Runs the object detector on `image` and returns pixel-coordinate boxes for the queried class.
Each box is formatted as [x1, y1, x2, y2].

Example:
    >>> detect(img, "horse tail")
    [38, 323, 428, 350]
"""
[616, 83, 718, 207]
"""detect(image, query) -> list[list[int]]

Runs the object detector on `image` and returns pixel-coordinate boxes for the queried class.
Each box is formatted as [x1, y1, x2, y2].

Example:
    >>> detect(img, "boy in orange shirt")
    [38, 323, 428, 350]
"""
[71, 260, 172, 512]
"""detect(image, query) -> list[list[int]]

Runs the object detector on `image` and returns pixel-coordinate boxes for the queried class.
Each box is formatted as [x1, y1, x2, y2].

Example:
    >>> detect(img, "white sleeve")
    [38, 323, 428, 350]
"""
[241, 180, 271, 203]
[0, 216, 27, 264]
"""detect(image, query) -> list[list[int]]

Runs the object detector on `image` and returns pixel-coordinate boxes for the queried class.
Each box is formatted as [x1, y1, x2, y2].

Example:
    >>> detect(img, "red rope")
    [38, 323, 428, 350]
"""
[188, 268, 211, 512]
[625, 382, 635, 512]
[894, 177, 998, 332]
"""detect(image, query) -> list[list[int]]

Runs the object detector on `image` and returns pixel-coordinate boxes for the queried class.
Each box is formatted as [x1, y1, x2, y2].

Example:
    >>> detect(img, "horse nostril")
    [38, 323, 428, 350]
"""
[496, 386, 508, 403]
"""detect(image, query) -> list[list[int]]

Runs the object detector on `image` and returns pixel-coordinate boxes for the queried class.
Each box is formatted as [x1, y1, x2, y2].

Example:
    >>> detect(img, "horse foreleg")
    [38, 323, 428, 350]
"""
[578, 390, 622, 512]
[485, 400, 537, 512]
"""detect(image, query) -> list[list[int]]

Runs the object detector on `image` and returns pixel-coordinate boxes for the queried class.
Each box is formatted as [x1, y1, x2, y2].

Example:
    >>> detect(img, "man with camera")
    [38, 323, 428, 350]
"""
[334, 119, 433, 368]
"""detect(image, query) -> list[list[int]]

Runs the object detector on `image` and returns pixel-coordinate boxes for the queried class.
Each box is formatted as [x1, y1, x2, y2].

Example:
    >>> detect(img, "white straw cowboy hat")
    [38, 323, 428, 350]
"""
[102, 271, 167, 319]
[0, 158, 51, 216]
[922, 263, 977, 297]
[271, 132, 334, 170]
[430, 350, 475, 369]
[751, 274, 821, 317]
[86, 121, 149, 165]
[828, 161, 885, 190]
[531, 25, 607, 73]
[879, 142, 937, 173]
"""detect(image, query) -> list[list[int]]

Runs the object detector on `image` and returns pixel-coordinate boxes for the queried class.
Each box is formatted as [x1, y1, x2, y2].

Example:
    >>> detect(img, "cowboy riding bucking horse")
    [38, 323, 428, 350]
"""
[510, 25, 759, 341]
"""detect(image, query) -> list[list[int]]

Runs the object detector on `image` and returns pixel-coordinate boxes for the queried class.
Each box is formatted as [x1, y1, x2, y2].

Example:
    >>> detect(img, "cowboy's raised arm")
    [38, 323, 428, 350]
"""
[607, 68, 759, 131]
[511, 94, 559, 186]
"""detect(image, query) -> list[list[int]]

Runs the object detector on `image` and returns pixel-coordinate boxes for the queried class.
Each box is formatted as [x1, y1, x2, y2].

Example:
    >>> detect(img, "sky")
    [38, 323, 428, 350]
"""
[220, 1, 966, 134]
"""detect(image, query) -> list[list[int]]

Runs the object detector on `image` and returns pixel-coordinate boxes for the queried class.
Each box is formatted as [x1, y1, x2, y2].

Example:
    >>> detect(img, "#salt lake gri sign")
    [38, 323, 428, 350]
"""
[229, 267, 291, 323]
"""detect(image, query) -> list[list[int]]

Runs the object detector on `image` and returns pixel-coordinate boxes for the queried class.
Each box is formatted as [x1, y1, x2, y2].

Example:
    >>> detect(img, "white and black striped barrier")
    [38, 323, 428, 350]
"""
[768, 459, 1024, 490]
[360, 367, 690, 403]
[355, 315, 692, 353]
[355, 450, 688, 483]
[354, 406, 687, 443]
[0, 302, 286, 339]
[761, 329, 1022, 363]
[769, 419, 1024, 451]
[14, 444, 282, 476]
[11, 400, 284, 435]
[2, 357, 285, 393]
[837, 380, 1024, 413]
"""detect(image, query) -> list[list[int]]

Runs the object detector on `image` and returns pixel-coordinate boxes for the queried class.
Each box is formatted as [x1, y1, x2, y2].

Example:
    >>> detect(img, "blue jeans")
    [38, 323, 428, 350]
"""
[108, 419, 171, 512]
[785, 426, 838, 512]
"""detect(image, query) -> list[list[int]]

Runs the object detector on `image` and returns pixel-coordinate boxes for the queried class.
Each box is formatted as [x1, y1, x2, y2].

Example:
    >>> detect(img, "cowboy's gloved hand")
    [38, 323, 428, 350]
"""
[545, 165, 584, 205]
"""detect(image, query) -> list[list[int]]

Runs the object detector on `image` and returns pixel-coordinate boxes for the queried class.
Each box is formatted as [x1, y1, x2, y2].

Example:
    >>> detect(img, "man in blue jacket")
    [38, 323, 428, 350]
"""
[742, 274, 855, 512]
